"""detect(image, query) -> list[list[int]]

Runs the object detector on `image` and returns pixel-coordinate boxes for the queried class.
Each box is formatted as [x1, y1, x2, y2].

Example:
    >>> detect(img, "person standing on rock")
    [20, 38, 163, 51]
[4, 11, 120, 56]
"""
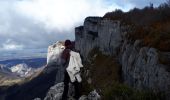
[61, 39, 81, 100]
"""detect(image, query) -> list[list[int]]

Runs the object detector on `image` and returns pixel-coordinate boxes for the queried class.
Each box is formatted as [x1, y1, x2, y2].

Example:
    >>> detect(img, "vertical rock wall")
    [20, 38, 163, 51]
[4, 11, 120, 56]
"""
[75, 16, 170, 95]
[75, 17, 122, 59]
[121, 40, 170, 92]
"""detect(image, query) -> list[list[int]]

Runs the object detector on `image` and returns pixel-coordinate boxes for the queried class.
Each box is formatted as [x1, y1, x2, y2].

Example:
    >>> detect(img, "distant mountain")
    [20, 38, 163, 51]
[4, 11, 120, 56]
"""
[10, 63, 34, 77]
[0, 58, 46, 86]
[0, 64, 21, 86]
[0, 64, 11, 74]
[0, 58, 47, 68]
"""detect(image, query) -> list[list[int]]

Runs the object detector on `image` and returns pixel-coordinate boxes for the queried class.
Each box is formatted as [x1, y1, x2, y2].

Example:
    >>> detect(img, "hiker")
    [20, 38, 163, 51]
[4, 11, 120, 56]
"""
[61, 39, 82, 100]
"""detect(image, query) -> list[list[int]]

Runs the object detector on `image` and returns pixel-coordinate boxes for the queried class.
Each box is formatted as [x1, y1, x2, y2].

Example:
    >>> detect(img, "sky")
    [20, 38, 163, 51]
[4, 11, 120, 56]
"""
[0, 0, 166, 60]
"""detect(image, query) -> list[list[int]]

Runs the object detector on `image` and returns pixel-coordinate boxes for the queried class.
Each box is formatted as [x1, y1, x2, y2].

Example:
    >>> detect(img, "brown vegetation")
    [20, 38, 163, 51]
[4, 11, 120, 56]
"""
[81, 48, 121, 97]
[81, 48, 164, 99]
[103, 2, 170, 51]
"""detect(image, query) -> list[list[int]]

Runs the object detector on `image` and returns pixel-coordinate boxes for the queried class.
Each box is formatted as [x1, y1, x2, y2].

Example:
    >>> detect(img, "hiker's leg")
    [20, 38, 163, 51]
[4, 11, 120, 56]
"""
[73, 81, 81, 100]
[62, 71, 70, 100]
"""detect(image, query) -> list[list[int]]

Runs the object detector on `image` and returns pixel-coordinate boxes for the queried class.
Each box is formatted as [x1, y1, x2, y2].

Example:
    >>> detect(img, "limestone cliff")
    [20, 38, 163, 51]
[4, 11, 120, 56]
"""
[75, 17, 122, 59]
[75, 17, 170, 99]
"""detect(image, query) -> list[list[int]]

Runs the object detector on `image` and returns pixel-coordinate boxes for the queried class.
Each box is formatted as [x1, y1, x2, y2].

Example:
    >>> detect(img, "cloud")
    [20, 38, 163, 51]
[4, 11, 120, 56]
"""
[0, 1, 68, 50]
[2, 39, 23, 51]
[2, 44, 23, 51]
[127, 0, 166, 8]
[0, 0, 128, 51]
[0, 0, 166, 59]
[15, 0, 128, 31]
[106, 0, 166, 8]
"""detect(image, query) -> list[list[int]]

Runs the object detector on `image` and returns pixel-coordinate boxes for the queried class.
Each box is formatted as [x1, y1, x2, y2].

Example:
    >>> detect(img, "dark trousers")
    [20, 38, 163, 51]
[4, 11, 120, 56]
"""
[62, 71, 81, 100]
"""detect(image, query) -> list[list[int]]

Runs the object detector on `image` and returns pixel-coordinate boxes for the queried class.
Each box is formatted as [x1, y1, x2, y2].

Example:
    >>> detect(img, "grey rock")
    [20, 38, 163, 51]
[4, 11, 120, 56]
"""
[33, 98, 41, 100]
[98, 20, 122, 56]
[44, 82, 76, 100]
[79, 95, 88, 100]
[44, 41, 66, 84]
[87, 90, 100, 100]
[44, 82, 64, 100]
[75, 17, 122, 60]
[75, 16, 170, 98]
[121, 40, 170, 92]
[42, 64, 65, 84]
[79, 90, 100, 100]
[47, 41, 65, 66]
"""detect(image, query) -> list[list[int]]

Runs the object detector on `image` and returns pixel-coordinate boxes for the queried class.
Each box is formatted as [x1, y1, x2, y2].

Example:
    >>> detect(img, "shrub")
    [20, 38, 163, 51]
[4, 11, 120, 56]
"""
[103, 1, 170, 51]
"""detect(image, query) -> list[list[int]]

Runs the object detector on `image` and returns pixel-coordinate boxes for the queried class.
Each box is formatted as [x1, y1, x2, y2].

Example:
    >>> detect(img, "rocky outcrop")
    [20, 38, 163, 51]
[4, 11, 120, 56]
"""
[37, 82, 100, 100]
[47, 41, 65, 65]
[75, 17, 122, 60]
[43, 82, 77, 100]
[44, 82, 65, 100]
[79, 90, 101, 100]
[121, 40, 170, 92]
[75, 17, 170, 97]
[45, 41, 66, 84]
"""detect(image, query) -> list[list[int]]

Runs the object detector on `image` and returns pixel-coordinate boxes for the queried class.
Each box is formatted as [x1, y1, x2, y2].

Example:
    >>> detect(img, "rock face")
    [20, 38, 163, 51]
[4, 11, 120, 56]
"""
[46, 41, 67, 84]
[44, 82, 100, 100]
[44, 82, 64, 100]
[47, 41, 65, 65]
[44, 82, 77, 100]
[75, 17, 122, 59]
[79, 90, 101, 100]
[45, 41, 67, 84]
[121, 40, 170, 92]
[75, 17, 170, 95]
